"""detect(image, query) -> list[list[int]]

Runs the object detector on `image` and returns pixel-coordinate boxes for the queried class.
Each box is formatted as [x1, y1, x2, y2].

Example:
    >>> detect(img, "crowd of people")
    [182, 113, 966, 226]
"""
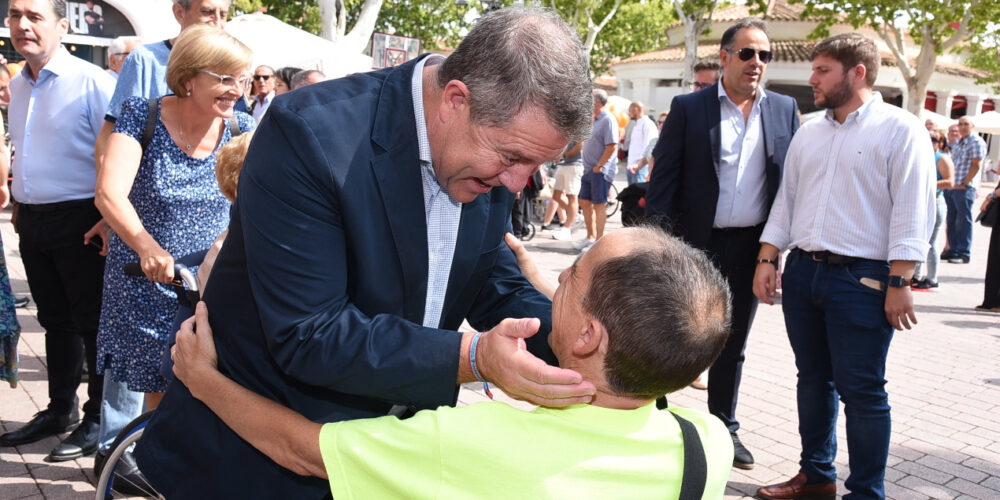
[0, 1, 996, 499]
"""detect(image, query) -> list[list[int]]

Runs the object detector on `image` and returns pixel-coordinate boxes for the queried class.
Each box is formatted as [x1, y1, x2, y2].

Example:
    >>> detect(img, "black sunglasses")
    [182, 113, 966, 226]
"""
[253, 75, 272, 81]
[725, 47, 773, 64]
[691, 81, 712, 90]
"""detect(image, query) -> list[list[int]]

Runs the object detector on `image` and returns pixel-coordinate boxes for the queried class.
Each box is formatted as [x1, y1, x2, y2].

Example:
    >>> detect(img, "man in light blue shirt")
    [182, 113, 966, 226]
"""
[575, 89, 618, 252]
[0, 0, 114, 462]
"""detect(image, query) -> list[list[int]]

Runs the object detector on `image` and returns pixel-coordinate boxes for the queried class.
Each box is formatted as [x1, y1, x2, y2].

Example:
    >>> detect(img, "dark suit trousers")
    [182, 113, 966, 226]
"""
[704, 224, 763, 432]
[16, 200, 105, 421]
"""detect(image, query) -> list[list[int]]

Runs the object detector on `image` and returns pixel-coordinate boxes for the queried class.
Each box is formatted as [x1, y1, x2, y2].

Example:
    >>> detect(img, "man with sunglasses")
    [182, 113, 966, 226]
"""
[646, 17, 799, 470]
[88, 0, 230, 490]
[691, 59, 720, 91]
[251, 65, 275, 123]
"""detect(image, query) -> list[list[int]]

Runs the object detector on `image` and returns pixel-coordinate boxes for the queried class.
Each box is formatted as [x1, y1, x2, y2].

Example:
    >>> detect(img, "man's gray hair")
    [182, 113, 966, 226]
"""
[173, 0, 193, 8]
[109, 36, 142, 56]
[720, 17, 769, 50]
[290, 69, 325, 89]
[437, 6, 593, 142]
[593, 88, 608, 106]
[48, 0, 67, 19]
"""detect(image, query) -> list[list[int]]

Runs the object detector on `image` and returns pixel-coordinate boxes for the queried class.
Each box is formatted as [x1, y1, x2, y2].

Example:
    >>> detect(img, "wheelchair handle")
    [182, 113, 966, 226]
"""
[122, 262, 200, 294]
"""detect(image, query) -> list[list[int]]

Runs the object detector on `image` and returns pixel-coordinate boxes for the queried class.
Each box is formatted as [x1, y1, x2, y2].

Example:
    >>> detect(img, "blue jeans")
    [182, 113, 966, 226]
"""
[98, 375, 144, 453]
[781, 250, 893, 500]
[943, 186, 976, 259]
[626, 165, 648, 185]
[915, 194, 945, 282]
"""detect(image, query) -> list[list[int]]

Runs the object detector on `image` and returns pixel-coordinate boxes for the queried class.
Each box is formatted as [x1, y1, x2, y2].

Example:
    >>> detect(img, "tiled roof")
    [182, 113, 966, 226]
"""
[617, 39, 988, 79]
[667, 0, 820, 30]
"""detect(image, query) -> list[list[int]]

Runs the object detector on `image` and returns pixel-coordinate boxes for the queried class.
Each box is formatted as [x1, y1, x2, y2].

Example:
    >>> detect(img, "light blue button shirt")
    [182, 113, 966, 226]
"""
[411, 55, 460, 329]
[714, 80, 768, 228]
[10, 49, 114, 204]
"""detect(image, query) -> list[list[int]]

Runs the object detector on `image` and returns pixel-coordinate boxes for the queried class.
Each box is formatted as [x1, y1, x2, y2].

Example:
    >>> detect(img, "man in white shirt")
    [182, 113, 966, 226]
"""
[251, 64, 275, 123]
[753, 33, 934, 500]
[624, 101, 657, 185]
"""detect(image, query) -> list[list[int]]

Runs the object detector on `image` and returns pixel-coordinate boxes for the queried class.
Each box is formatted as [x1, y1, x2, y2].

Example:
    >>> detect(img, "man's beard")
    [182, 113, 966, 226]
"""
[814, 74, 853, 110]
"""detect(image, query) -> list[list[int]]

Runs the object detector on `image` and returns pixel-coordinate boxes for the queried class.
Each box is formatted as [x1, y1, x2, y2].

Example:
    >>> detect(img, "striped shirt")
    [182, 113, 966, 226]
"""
[760, 94, 935, 262]
[411, 54, 458, 329]
[950, 132, 986, 188]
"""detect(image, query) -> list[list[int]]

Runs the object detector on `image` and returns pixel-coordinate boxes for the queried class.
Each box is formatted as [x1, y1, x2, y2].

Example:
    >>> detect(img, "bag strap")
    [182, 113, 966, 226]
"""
[141, 97, 160, 152]
[228, 115, 242, 139]
[671, 411, 708, 500]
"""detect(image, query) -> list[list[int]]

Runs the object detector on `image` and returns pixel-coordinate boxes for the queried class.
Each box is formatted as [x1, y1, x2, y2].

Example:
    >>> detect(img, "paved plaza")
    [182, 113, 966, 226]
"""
[1, 181, 999, 499]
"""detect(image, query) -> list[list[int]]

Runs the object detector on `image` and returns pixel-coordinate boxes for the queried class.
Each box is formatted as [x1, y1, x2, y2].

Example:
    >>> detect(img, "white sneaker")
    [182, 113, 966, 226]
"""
[572, 237, 595, 250]
[552, 227, 572, 241]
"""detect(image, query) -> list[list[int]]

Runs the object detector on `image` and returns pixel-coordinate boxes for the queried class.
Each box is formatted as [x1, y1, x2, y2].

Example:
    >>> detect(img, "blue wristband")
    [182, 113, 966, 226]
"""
[469, 332, 493, 399]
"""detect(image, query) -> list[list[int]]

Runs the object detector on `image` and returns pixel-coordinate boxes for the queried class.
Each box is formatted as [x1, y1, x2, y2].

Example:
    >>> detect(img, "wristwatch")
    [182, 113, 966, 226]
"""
[887, 275, 910, 288]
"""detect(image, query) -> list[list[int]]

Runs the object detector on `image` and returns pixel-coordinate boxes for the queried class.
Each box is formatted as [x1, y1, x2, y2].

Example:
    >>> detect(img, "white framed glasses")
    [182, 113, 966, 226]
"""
[198, 70, 250, 89]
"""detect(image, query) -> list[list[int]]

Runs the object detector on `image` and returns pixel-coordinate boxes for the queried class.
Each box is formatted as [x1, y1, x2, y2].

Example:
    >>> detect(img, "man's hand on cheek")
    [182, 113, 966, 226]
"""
[476, 318, 596, 407]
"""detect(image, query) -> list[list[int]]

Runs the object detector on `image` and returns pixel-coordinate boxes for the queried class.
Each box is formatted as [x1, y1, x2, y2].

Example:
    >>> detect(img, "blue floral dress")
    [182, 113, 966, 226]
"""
[97, 96, 255, 392]
[0, 234, 21, 388]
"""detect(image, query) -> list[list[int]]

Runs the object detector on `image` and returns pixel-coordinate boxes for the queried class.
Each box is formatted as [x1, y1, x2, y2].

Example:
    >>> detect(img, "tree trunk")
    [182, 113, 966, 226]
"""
[682, 17, 699, 88]
[318, 0, 383, 54]
[904, 37, 938, 115]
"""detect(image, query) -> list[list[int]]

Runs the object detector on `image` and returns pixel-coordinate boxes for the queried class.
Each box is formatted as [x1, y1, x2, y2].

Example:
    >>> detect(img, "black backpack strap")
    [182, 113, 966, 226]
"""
[228, 115, 242, 139]
[672, 411, 708, 500]
[141, 97, 160, 152]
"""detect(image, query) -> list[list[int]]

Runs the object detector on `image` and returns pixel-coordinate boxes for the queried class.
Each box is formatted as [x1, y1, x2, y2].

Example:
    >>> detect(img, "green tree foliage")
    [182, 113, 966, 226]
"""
[230, 0, 323, 35]
[967, 28, 1000, 92]
[791, 0, 1000, 113]
[590, 1, 675, 74]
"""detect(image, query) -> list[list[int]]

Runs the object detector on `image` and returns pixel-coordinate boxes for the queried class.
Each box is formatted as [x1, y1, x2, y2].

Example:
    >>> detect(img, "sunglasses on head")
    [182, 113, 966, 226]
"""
[725, 47, 773, 64]
[253, 75, 271, 81]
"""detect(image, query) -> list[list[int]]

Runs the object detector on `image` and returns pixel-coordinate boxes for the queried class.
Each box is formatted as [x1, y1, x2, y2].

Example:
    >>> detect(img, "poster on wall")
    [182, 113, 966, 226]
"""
[0, 0, 135, 38]
[370, 33, 420, 69]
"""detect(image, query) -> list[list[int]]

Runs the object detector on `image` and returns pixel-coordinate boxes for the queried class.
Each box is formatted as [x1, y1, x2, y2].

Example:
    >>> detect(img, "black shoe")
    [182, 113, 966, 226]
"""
[0, 409, 79, 447]
[947, 256, 970, 264]
[731, 431, 755, 470]
[49, 419, 99, 461]
[13, 296, 29, 308]
[911, 278, 938, 290]
[540, 224, 554, 231]
[106, 449, 155, 497]
[940, 251, 954, 260]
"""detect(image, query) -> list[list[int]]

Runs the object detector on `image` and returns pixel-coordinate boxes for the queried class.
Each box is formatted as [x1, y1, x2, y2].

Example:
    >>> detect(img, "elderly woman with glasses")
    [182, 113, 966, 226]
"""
[94, 25, 255, 410]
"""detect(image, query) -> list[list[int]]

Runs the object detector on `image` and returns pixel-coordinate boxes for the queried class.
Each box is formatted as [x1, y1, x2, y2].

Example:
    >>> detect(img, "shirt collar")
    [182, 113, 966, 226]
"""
[411, 54, 446, 168]
[258, 90, 274, 104]
[26, 47, 72, 84]
[825, 90, 882, 124]
[718, 78, 767, 107]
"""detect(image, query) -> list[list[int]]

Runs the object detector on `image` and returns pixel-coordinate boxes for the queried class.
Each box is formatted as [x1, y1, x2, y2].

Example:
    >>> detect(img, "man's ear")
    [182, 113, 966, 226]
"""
[438, 79, 471, 122]
[572, 316, 606, 358]
[56, 17, 69, 36]
[172, 2, 186, 25]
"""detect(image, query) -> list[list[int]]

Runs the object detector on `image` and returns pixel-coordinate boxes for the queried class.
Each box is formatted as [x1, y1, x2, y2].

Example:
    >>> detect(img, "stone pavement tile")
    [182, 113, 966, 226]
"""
[896, 474, 960, 498]
[946, 477, 1000, 499]
[0, 454, 29, 477]
[963, 457, 1000, 477]
[894, 460, 955, 485]
[28, 460, 87, 482]
[0, 474, 43, 499]
[884, 480, 930, 500]
[37, 477, 97, 499]
[981, 476, 1000, 491]
[917, 454, 989, 483]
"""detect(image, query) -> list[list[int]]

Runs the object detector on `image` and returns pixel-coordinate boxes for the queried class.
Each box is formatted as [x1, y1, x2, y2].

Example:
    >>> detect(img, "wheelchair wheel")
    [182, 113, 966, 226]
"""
[605, 183, 620, 217]
[519, 222, 536, 241]
[95, 410, 161, 499]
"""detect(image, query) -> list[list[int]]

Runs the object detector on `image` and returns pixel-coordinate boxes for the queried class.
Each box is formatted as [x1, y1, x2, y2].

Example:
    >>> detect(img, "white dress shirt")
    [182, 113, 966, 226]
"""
[760, 94, 935, 262]
[626, 115, 657, 168]
[410, 54, 458, 329]
[715, 80, 768, 228]
[252, 90, 275, 124]
[10, 48, 114, 204]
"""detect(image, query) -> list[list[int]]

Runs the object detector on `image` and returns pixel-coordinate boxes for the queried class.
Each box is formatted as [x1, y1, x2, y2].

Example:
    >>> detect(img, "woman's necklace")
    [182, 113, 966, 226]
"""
[177, 125, 194, 152]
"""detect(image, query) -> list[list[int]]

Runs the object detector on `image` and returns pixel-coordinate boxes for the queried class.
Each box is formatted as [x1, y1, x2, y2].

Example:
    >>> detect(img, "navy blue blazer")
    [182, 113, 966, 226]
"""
[136, 56, 555, 499]
[646, 83, 799, 249]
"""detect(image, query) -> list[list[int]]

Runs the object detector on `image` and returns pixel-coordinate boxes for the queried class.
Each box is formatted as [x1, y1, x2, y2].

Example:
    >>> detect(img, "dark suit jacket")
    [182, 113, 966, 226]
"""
[136, 56, 555, 499]
[646, 84, 799, 249]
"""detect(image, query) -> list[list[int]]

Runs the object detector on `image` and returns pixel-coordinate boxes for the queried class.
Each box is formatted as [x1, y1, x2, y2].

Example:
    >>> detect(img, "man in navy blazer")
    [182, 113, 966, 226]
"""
[134, 8, 595, 499]
[646, 17, 799, 470]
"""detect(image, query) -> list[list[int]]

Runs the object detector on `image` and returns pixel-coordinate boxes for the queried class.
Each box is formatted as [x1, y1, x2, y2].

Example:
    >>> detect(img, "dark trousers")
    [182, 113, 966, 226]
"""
[781, 250, 892, 500]
[984, 223, 1000, 308]
[702, 224, 763, 432]
[16, 200, 105, 421]
[510, 189, 531, 237]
